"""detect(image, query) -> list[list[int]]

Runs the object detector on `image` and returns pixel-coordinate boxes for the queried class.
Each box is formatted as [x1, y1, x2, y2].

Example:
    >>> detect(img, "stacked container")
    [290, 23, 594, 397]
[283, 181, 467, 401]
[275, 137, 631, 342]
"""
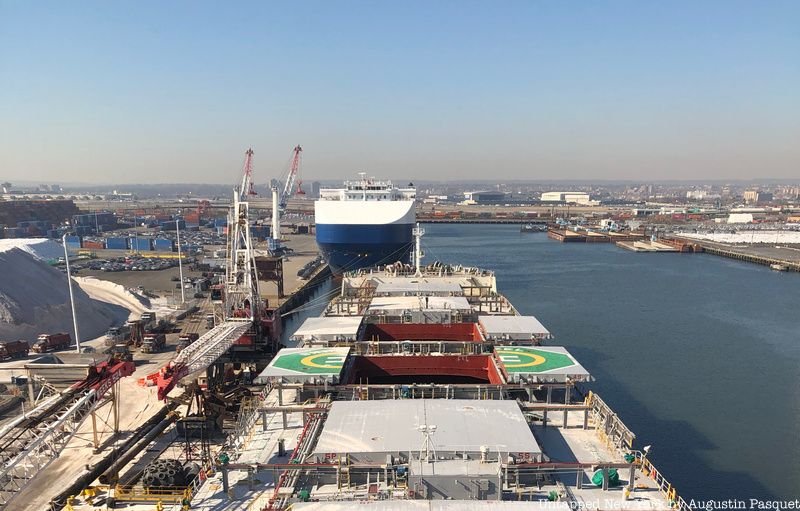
[153, 239, 175, 252]
[129, 237, 153, 252]
[105, 237, 129, 250]
[64, 235, 82, 251]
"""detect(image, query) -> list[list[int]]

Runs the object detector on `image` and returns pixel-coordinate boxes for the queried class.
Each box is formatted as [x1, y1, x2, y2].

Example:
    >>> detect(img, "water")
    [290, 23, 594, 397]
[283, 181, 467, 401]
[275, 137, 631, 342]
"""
[420, 223, 800, 501]
[283, 223, 800, 500]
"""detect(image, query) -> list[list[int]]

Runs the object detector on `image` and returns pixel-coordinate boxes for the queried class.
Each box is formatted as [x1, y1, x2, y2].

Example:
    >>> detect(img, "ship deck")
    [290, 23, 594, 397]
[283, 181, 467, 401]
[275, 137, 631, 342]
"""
[176, 391, 674, 511]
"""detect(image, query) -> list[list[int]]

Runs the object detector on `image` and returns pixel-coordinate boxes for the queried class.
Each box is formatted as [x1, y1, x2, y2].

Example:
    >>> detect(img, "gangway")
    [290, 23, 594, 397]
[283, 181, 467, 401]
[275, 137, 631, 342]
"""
[0, 360, 134, 507]
[154, 320, 252, 400]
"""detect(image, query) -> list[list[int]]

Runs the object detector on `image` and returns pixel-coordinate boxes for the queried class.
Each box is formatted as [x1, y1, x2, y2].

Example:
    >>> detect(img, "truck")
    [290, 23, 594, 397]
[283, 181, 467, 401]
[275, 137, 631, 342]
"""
[106, 343, 133, 362]
[205, 314, 215, 329]
[105, 325, 130, 345]
[140, 333, 166, 354]
[0, 340, 29, 361]
[31, 333, 71, 353]
[176, 332, 200, 353]
[140, 312, 157, 328]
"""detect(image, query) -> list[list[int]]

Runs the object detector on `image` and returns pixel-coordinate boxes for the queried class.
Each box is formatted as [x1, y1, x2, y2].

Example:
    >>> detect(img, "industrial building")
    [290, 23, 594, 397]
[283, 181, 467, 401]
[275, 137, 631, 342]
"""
[539, 192, 595, 205]
[462, 191, 507, 204]
[743, 190, 773, 204]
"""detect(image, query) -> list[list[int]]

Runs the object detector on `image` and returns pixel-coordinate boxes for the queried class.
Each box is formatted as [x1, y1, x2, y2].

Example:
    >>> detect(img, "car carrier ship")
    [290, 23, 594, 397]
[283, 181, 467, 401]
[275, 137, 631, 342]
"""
[315, 174, 416, 274]
[182, 228, 688, 511]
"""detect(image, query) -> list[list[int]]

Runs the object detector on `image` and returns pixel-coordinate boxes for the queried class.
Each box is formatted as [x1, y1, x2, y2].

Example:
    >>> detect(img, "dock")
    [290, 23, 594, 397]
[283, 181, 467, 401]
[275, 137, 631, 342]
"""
[258, 233, 326, 308]
[547, 228, 645, 243]
[616, 240, 678, 252]
[672, 237, 800, 272]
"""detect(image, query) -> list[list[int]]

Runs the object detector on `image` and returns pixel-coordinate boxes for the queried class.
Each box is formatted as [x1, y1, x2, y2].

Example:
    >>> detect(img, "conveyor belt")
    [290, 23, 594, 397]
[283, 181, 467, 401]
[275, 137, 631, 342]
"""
[0, 360, 134, 508]
[154, 320, 253, 400]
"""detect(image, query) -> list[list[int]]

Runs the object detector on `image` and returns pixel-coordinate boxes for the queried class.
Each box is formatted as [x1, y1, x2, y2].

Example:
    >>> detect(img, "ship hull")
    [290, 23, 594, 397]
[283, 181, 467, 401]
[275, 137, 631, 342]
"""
[315, 199, 415, 274]
[316, 223, 413, 273]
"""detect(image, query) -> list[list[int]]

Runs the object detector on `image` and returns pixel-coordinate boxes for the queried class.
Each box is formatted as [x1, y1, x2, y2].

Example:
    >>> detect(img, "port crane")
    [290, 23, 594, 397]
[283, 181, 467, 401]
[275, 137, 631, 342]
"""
[239, 148, 257, 199]
[0, 360, 135, 507]
[153, 148, 264, 400]
[277, 145, 303, 212]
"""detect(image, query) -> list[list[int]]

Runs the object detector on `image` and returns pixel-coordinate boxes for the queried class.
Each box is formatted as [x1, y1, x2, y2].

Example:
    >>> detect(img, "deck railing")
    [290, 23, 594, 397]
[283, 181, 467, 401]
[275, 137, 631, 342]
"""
[632, 450, 690, 511]
[586, 391, 635, 450]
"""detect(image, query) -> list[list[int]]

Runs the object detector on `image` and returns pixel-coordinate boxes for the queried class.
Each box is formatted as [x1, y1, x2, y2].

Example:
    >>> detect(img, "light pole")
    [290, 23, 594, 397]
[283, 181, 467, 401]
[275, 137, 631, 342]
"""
[176, 219, 185, 304]
[62, 233, 81, 352]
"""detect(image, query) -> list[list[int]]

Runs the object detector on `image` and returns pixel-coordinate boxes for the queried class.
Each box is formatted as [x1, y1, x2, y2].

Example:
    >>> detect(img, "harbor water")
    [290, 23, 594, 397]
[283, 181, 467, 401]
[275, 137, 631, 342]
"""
[419, 223, 799, 501]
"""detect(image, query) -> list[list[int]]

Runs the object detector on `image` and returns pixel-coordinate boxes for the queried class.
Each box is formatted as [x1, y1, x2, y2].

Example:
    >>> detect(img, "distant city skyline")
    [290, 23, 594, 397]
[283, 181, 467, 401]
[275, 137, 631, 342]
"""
[1, 1, 798, 184]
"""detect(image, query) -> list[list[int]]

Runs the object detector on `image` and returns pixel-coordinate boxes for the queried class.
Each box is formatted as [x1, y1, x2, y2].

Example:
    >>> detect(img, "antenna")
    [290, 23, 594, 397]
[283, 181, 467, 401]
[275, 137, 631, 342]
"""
[418, 424, 437, 463]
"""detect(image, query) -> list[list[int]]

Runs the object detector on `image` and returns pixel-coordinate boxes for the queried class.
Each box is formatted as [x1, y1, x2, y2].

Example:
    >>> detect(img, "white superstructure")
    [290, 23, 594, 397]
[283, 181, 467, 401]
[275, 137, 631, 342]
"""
[318, 173, 416, 202]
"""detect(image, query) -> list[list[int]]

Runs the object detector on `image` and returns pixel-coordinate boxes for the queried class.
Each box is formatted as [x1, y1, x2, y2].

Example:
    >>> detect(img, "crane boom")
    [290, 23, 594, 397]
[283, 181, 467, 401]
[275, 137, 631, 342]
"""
[279, 145, 303, 210]
[239, 148, 256, 200]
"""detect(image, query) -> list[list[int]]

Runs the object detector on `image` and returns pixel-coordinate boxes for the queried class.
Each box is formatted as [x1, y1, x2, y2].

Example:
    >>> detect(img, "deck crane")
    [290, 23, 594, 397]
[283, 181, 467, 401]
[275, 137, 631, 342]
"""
[152, 148, 263, 400]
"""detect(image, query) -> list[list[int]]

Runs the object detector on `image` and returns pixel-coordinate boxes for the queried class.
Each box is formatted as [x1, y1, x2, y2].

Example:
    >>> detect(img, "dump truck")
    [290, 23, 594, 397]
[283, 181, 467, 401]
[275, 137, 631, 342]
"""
[176, 332, 200, 353]
[105, 325, 130, 345]
[31, 333, 71, 353]
[0, 340, 29, 361]
[106, 343, 133, 362]
[140, 333, 166, 354]
[140, 311, 157, 328]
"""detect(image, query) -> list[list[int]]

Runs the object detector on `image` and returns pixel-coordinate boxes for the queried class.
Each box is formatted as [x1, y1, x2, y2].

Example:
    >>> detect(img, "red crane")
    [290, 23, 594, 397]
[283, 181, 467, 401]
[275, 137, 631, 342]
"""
[280, 145, 303, 210]
[240, 148, 256, 199]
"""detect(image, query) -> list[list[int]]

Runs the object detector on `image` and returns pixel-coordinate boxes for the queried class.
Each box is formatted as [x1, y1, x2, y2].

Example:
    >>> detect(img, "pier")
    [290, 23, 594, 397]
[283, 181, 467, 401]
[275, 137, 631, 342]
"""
[547, 228, 645, 243]
[419, 217, 549, 225]
[672, 237, 800, 272]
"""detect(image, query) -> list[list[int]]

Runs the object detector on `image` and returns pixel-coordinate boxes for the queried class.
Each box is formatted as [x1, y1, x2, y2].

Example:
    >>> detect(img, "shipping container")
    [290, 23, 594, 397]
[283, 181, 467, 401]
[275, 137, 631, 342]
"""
[160, 219, 186, 231]
[184, 213, 201, 225]
[64, 235, 82, 248]
[129, 237, 153, 251]
[153, 238, 175, 252]
[105, 237, 129, 250]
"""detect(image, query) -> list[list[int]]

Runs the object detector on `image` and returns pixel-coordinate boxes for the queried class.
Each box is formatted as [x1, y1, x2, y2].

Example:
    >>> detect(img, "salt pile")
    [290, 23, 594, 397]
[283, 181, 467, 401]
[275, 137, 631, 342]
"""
[0, 238, 67, 261]
[0, 247, 129, 342]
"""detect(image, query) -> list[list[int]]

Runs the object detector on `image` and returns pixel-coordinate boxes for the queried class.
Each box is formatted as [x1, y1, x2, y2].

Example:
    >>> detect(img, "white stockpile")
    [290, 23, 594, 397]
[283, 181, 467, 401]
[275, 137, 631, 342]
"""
[0, 238, 67, 261]
[0, 246, 130, 342]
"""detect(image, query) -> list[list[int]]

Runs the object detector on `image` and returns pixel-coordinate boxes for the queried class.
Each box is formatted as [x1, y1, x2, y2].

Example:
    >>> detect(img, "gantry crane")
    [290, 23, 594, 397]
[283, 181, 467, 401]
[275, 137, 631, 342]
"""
[154, 148, 263, 400]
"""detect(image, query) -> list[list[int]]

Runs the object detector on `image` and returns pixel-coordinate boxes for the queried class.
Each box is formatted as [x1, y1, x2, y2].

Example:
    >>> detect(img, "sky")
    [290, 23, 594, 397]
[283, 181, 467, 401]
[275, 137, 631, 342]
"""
[1, 1, 799, 184]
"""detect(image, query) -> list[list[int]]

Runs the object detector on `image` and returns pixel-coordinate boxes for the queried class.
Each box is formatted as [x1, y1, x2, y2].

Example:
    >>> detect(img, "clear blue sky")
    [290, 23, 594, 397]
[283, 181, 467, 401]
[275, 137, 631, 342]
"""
[1, 1, 798, 184]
